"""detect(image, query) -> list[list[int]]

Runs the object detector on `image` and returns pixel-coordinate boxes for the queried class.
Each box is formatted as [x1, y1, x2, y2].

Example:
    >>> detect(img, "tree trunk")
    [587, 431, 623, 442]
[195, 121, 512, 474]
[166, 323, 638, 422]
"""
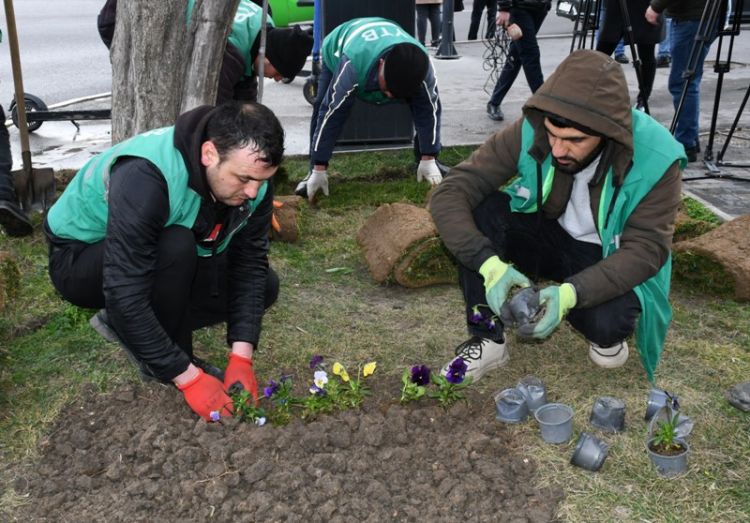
[110, 0, 239, 143]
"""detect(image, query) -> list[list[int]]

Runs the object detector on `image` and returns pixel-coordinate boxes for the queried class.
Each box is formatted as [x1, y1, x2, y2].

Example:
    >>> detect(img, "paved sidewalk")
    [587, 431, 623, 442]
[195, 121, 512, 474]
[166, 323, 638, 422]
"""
[8, 32, 750, 219]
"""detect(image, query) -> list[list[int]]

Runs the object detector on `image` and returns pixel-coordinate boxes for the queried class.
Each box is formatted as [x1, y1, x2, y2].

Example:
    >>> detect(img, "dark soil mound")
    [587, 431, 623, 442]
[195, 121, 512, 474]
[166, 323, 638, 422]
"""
[7, 381, 563, 522]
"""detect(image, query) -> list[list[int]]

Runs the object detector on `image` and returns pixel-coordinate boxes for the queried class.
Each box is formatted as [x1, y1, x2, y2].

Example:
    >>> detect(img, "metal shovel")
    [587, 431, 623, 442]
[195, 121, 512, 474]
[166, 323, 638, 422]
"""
[4, 0, 55, 211]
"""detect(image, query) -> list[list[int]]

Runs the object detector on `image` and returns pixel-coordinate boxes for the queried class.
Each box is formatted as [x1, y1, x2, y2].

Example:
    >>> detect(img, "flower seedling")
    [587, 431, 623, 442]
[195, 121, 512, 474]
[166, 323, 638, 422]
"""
[429, 357, 472, 408]
[228, 387, 267, 426]
[264, 375, 301, 426]
[469, 304, 501, 334]
[650, 411, 686, 455]
[332, 361, 377, 408]
[400, 364, 431, 404]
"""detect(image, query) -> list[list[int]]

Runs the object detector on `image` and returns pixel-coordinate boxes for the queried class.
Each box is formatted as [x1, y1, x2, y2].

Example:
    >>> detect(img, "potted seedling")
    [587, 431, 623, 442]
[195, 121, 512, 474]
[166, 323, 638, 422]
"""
[646, 406, 690, 477]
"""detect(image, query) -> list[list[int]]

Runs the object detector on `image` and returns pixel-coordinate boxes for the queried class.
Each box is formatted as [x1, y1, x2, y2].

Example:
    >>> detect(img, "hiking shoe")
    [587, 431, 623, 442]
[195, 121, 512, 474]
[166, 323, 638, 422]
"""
[90, 309, 162, 383]
[656, 55, 671, 68]
[442, 335, 509, 383]
[614, 53, 629, 64]
[486, 103, 504, 121]
[589, 341, 629, 369]
[684, 144, 699, 163]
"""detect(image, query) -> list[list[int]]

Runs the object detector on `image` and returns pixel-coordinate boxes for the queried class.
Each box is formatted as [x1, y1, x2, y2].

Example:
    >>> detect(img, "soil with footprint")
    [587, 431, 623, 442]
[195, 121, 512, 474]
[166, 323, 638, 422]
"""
[6, 379, 564, 522]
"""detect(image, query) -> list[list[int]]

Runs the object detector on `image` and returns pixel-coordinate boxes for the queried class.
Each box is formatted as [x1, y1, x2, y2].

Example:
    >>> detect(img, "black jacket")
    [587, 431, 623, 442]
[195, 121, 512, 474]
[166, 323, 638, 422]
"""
[47, 106, 273, 380]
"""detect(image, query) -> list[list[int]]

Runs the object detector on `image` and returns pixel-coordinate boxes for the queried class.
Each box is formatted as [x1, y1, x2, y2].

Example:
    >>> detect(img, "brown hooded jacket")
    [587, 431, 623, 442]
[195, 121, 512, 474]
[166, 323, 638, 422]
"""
[430, 50, 683, 308]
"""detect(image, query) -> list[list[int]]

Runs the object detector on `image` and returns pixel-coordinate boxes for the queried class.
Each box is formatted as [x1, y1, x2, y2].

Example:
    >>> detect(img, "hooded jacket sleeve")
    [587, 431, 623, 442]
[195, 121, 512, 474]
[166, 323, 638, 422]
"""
[225, 181, 274, 347]
[104, 157, 192, 381]
[410, 62, 441, 157]
[566, 160, 682, 307]
[430, 119, 524, 270]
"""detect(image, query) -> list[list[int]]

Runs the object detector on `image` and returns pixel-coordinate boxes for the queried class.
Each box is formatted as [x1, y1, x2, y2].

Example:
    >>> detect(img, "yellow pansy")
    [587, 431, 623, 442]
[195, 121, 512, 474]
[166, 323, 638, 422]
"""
[333, 362, 350, 382]
[363, 361, 377, 377]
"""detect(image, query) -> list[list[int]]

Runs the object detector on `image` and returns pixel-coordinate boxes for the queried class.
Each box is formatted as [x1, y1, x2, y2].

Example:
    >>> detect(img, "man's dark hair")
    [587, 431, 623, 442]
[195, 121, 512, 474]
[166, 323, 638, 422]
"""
[383, 43, 429, 99]
[544, 112, 603, 138]
[206, 102, 285, 166]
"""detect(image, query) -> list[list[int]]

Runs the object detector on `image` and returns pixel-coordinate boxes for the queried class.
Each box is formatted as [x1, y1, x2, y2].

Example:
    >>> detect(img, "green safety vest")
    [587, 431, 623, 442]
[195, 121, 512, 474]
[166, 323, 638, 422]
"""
[504, 110, 686, 381]
[186, 0, 274, 77]
[46, 126, 267, 257]
[321, 17, 427, 104]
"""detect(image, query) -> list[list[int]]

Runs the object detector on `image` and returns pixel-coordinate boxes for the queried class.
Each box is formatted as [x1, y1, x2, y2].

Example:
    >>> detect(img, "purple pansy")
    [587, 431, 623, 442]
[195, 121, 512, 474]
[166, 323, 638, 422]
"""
[309, 355, 324, 369]
[445, 357, 468, 384]
[410, 364, 431, 386]
[469, 305, 483, 325]
[209, 410, 221, 422]
[309, 384, 327, 396]
[264, 379, 280, 398]
[485, 316, 497, 331]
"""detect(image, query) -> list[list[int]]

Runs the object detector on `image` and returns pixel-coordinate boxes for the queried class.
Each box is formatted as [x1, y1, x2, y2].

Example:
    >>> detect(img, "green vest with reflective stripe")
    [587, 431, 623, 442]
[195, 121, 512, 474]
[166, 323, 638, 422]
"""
[46, 126, 267, 257]
[504, 111, 686, 381]
[321, 17, 426, 104]
[187, 0, 274, 77]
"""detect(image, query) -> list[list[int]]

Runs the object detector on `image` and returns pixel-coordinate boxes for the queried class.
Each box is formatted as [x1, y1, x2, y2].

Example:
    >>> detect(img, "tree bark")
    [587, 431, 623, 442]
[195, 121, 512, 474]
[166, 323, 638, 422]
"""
[110, 0, 239, 144]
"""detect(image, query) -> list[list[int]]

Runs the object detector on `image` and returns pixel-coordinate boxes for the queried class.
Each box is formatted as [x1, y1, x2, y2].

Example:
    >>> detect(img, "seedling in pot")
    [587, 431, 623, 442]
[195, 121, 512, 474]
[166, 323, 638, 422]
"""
[646, 408, 690, 477]
[500, 287, 541, 328]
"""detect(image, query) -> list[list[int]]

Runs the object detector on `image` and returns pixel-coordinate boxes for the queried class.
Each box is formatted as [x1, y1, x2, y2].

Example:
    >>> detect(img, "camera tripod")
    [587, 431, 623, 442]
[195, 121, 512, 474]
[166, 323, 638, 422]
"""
[677, 0, 750, 182]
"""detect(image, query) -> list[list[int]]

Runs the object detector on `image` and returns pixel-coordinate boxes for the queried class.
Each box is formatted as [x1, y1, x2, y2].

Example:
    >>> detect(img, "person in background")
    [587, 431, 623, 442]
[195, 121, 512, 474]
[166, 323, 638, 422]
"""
[297, 17, 443, 202]
[596, 0, 661, 110]
[416, 0, 443, 47]
[0, 30, 32, 238]
[646, 0, 717, 162]
[98, 0, 312, 103]
[486, 0, 552, 122]
[44, 102, 284, 420]
[431, 50, 685, 383]
[468, 0, 498, 40]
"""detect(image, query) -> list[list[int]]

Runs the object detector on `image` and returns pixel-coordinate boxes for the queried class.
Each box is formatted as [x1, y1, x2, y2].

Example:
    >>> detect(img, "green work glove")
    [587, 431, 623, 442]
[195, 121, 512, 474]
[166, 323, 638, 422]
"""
[479, 255, 532, 316]
[518, 283, 577, 339]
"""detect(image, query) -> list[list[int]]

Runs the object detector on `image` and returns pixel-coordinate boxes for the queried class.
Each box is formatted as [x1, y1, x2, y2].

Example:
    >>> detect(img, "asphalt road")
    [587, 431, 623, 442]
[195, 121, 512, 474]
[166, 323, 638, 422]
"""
[0, 0, 110, 110]
[0, 1, 576, 111]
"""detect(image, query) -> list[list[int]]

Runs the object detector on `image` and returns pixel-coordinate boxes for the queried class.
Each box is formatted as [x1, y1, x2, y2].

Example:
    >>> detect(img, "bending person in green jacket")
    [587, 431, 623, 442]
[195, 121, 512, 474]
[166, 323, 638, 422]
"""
[44, 102, 284, 420]
[430, 50, 685, 383]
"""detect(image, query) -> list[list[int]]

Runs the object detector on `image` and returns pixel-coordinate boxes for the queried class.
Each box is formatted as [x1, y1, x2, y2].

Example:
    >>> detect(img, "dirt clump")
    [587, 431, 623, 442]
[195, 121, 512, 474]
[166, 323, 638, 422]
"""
[6, 381, 563, 522]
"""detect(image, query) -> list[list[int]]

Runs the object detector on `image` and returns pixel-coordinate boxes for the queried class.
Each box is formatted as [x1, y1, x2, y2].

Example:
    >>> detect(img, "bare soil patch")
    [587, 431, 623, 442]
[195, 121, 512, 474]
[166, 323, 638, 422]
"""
[5, 378, 564, 522]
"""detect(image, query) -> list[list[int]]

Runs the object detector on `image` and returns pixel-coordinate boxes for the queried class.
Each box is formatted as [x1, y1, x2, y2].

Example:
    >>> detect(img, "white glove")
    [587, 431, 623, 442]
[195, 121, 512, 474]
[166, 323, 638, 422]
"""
[417, 159, 443, 186]
[294, 170, 329, 202]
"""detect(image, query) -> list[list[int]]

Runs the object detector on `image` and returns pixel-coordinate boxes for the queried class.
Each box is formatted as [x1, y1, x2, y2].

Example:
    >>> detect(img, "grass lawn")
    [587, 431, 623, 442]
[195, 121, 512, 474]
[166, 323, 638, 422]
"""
[1, 146, 749, 521]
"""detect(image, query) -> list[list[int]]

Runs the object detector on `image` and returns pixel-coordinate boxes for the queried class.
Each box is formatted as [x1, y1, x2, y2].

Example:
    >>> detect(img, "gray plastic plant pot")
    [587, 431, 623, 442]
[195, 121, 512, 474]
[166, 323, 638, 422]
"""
[646, 438, 689, 477]
[644, 388, 671, 421]
[589, 396, 626, 433]
[534, 403, 574, 444]
[570, 432, 609, 472]
[516, 376, 547, 413]
[647, 405, 694, 440]
[494, 387, 529, 423]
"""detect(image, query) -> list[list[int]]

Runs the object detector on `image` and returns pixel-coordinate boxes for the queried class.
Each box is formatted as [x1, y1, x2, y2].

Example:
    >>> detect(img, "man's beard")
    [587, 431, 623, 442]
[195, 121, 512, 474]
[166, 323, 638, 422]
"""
[552, 143, 604, 175]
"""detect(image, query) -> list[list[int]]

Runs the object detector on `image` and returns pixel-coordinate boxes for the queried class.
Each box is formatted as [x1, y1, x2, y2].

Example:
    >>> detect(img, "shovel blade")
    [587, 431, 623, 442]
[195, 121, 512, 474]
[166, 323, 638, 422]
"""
[12, 167, 56, 212]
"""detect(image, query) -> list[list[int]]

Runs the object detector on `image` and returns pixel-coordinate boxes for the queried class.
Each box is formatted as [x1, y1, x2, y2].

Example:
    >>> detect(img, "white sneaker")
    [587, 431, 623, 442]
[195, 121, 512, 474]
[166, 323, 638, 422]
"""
[442, 335, 509, 383]
[589, 341, 629, 369]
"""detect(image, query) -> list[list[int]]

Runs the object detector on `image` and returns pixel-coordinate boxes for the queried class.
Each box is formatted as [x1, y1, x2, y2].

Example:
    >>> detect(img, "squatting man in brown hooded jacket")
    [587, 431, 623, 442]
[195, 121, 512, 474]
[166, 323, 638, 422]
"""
[430, 50, 687, 381]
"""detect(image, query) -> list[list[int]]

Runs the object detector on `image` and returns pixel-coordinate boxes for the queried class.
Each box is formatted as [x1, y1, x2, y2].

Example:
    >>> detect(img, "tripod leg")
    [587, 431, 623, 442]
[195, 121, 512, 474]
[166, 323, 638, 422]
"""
[616, 0, 650, 114]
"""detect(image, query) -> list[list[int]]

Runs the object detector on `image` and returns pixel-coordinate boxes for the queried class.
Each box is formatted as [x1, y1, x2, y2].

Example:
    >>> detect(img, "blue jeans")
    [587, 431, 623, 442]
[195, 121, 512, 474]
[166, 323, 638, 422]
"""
[489, 8, 548, 106]
[658, 17, 671, 58]
[668, 18, 717, 149]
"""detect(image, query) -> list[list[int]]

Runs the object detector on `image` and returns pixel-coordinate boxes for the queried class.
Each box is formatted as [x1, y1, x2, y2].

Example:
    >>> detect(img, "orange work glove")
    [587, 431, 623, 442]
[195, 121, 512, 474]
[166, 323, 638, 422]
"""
[176, 368, 233, 420]
[224, 353, 259, 403]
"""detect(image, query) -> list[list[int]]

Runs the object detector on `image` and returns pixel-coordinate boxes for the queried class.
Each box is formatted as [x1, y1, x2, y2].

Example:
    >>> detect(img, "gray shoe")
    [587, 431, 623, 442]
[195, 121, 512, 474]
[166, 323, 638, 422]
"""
[90, 310, 161, 382]
[442, 335, 509, 383]
[589, 341, 629, 369]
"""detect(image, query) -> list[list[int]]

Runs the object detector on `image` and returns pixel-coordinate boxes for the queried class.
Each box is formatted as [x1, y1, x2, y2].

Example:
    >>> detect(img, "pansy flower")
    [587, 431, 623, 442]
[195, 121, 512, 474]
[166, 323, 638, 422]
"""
[363, 361, 377, 377]
[264, 379, 280, 398]
[309, 355, 324, 369]
[313, 370, 328, 389]
[485, 316, 497, 331]
[445, 357, 468, 384]
[469, 305, 483, 324]
[309, 384, 327, 396]
[410, 364, 431, 386]
[209, 410, 221, 422]
[333, 362, 350, 382]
